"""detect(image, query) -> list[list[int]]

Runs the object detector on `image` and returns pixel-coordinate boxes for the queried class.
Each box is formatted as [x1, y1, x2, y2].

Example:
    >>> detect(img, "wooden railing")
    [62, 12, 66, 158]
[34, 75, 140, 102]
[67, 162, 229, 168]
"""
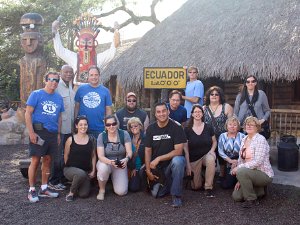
[270, 109, 300, 139]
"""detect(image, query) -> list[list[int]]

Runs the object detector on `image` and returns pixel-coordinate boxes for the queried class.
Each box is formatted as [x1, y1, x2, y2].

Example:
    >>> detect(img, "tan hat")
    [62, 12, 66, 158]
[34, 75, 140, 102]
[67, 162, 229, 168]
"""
[126, 92, 136, 99]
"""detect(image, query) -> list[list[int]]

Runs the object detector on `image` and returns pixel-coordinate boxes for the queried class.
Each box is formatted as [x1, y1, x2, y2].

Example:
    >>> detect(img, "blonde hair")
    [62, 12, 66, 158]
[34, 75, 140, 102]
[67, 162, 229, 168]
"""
[127, 117, 143, 133]
[243, 116, 261, 132]
[225, 116, 241, 131]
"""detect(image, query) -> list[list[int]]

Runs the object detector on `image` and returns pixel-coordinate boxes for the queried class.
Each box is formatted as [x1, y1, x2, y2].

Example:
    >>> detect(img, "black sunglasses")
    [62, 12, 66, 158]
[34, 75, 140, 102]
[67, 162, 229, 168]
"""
[127, 99, 136, 103]
[47, 77, 60, 83]
[105, 122, 117, 127]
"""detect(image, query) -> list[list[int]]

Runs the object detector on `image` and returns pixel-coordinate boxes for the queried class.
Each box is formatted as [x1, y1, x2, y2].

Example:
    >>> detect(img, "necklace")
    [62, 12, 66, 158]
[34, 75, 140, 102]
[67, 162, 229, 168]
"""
[210, 104, 220, 115]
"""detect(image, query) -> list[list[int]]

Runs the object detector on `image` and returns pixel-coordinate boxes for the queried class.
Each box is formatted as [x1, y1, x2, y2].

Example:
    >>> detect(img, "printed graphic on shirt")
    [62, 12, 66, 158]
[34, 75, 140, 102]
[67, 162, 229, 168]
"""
[153, 134, 171, 140]
[83, 92, 101, 108]
[41, 101, 58, 116]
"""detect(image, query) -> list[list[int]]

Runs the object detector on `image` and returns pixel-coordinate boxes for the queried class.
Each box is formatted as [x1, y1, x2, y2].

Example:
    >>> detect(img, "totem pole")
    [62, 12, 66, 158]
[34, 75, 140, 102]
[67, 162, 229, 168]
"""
[19, 13, 47, 107]
[52, 13, 120, 83]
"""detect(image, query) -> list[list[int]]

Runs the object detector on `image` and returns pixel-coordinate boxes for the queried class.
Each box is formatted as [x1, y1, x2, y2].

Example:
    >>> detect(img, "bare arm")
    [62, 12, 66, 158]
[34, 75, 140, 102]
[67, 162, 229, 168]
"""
[182, 95, 200, 104]
[105, 106, 113, 116]
[25, 106, 37, 144]
[57, 113, 62, 145]
[183, 142, 191, 176]
[88, 146, 97, 178]
[225, 103, 234, 118]
[210, 135, 217, 154]
[145, 147, 158, 181]
[143, 115, 150, 131]
[64, 137, 72, 164]
[74, 102, 80, 119]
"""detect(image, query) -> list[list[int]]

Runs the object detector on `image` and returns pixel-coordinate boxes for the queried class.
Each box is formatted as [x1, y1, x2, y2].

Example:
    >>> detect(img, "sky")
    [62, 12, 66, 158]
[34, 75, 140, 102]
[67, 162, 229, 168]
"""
[96, 0, 188, 43]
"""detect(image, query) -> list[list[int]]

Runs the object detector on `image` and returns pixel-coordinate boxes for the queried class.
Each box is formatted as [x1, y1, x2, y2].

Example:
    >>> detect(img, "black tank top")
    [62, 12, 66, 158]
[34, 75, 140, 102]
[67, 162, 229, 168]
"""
[65, 135, 94, 172]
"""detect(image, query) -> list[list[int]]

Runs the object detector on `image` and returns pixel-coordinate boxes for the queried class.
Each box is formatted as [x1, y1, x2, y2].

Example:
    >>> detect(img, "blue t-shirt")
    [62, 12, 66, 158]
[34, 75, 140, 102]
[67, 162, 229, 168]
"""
[184, 80, 204, 118]
[75, 84, 112, 132]
[167, 103, 187, 124]
[26, 89, 64, 133]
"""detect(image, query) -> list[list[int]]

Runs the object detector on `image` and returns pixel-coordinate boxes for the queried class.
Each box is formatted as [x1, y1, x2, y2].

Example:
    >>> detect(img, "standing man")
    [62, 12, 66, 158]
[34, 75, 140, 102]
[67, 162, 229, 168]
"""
[167, 90, 187, 127]
[25, 72, 64, 203]
[49, 65, 75, 191]
[116, 92, 149, 131]
[145, 102, 186, 208]
[182, 66, 204, 119]
[74, 65, 112, 138]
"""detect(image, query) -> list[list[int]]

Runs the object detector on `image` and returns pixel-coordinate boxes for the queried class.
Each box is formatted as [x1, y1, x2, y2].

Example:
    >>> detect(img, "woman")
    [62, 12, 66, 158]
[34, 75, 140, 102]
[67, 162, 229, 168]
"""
[184, 104, 217, 198]
[218, 116, 245, 189]
[127, 117, 145, 192]
[231, 116, 274, 208]
[96, 115, 132, 200]
[203, 86, 233, 178]
[64, 115, 96, 202]
[234, 75, 271, 139]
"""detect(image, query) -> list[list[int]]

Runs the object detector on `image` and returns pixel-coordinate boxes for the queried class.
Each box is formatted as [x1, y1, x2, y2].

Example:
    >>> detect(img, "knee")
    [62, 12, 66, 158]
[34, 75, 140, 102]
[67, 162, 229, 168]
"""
[236, 167, 249, 180]
[232, 190, 243, 202]
[114, 187, 128, 196]
[171, 156, 185, 169]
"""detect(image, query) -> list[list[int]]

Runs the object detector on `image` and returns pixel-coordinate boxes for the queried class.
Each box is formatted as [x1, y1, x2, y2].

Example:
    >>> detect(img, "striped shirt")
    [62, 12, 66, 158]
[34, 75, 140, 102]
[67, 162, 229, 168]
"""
[237, 133, 274, 178]
[218, 132, 245, 160]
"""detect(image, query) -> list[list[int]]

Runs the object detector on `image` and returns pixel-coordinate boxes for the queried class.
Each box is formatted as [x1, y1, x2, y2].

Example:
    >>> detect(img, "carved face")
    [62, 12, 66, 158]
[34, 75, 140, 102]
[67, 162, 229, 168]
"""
[77, 32, 96, 51]
[20, 32, 42, 53]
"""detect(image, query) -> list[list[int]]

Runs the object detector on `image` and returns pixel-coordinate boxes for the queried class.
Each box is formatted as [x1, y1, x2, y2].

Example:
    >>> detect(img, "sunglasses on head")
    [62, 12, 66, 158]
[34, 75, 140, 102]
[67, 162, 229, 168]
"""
[47, 77, 60, 83]
[246, 80, 256, 84]
[127, 99, 136, 103]
[105, 122, 117, 127]
[76, 115, 87, 120]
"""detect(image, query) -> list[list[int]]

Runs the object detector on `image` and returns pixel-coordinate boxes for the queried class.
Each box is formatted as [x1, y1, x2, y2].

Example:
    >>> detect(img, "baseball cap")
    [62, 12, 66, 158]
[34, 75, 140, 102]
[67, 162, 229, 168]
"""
[126, 92, 136, 99]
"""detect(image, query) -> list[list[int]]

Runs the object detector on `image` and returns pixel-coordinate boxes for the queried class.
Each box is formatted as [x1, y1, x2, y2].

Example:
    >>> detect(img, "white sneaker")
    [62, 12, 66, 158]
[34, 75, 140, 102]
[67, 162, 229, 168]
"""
[97, 191, 105, 201]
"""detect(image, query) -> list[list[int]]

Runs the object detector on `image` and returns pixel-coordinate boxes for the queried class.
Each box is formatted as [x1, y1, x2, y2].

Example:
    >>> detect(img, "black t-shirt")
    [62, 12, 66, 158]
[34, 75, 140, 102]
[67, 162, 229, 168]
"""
[145, 119, 187, 168]
[184, 123, 214, 162]
[116, 108, 148, 130]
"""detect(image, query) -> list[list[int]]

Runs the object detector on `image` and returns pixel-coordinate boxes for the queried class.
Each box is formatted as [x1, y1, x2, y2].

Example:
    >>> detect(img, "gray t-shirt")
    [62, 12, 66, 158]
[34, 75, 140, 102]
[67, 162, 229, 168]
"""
[97, 130, 131, 160]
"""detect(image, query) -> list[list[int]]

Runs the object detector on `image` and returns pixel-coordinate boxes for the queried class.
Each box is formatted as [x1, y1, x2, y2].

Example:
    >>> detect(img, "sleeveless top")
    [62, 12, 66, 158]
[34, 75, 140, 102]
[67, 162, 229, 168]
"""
[204, 104, 227, 139]
[65, 135, 94, 172]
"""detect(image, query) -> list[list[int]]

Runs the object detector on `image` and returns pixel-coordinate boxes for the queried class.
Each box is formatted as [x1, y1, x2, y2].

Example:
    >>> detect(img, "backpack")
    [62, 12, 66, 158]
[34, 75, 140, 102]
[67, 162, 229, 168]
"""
[102, 129, 125, 148]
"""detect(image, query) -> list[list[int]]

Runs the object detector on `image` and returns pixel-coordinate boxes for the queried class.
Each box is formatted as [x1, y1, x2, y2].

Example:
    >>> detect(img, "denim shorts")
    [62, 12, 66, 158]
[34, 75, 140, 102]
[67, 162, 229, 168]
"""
[29, 129, 58, 157]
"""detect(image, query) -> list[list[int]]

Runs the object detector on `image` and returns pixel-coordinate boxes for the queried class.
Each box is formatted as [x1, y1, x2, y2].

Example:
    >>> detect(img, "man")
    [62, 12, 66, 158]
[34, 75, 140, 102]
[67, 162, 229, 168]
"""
[74, 65, 112, 138]
[167, 90, 187, 127]
[49, 65, 75, 191]
[25, 72, 64, 203]
[116, 92, 149, 131]
[145, 102, 186, 208]
[182, 66, 204, 119]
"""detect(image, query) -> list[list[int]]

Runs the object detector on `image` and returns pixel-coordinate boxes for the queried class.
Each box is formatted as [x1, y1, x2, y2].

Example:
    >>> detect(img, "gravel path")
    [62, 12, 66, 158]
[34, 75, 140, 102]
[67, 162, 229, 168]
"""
[0, 144, 299, 225]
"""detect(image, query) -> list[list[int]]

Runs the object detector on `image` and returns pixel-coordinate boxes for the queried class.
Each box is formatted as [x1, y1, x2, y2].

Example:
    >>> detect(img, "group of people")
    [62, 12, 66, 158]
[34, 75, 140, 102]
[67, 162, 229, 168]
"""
[25, 65, 273, 209]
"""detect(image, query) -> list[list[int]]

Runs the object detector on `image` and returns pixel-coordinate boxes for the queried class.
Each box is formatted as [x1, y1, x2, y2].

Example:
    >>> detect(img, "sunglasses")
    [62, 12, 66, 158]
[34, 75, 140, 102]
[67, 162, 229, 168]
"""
[210, 93, 219, 96]
[127, 99, 136, 103]
[105, 122, 117, 127]
[246, 80, 257, 84]
[76, 115, 87, 120]
[47, 77, 60, 83]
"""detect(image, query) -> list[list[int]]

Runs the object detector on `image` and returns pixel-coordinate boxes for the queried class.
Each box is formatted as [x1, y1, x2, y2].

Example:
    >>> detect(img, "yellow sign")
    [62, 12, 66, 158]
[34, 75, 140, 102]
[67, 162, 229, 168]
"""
[143, 67, 187, 89]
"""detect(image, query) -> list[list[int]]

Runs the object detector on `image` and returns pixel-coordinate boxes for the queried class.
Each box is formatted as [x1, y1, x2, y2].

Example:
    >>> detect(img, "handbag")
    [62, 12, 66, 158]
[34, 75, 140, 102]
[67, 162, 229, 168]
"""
[245, 95, 271, 139]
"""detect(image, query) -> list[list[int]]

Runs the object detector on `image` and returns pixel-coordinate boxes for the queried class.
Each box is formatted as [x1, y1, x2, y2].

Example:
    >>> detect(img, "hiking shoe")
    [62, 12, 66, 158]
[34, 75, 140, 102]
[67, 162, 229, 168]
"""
[38, 188, 59, 198]
[97, 191, 105, 201]
[242, 200, 259, 208]
[66, 194, 74, 202]
[205, 189, 215, 198]
[48, 182, 66, 191]
[171, 196, 182, 208]
[28, 190, 39, 203]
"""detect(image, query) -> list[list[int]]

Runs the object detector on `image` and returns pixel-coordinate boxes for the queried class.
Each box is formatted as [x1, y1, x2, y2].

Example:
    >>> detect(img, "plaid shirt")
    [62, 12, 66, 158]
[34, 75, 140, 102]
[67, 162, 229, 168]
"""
[237, 133, 274, 177]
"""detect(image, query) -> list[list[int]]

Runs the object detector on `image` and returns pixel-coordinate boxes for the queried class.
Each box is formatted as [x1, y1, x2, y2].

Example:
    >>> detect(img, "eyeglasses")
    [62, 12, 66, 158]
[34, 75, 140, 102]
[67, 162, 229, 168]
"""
[127, 99, 136, 103]
[130, 124, 139, 129]
[105, 122, 117, 127]
[210, 93, 219, 96]
[47, 77, 60, 83]
[246, 80, 257, 84]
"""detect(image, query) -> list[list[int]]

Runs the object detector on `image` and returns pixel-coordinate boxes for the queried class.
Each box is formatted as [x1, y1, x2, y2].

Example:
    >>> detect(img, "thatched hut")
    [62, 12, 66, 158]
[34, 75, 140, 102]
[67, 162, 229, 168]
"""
[102, 0, 300, 135]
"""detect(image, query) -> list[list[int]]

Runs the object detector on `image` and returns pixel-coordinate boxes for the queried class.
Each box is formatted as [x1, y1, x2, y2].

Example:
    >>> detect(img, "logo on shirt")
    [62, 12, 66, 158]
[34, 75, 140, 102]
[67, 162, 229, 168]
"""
[41, 101, 58, 115]
[83, 92, 101, 108]
[153, 134, 171, 140]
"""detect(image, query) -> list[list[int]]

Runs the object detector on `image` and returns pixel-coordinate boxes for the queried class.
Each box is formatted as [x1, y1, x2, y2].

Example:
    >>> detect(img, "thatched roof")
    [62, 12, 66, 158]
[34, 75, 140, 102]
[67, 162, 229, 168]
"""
[102, 0, 300, 89]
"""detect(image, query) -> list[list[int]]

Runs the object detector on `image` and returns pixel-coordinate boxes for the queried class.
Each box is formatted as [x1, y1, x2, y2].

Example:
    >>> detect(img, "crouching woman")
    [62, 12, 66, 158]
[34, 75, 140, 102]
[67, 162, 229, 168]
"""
[231, 116, 274, 208]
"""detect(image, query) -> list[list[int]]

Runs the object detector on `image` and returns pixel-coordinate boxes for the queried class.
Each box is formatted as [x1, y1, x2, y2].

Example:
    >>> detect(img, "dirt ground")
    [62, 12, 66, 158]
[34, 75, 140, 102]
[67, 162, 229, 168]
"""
[0, 144, 299, 225]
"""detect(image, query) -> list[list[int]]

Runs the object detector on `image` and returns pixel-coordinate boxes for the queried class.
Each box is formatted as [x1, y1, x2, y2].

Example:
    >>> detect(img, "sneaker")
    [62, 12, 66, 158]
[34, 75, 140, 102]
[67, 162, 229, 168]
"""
[65, 194, 74, 202]
[48, 183, 66, 191]
[205, 189, 215, 198]
[38, 188, 59, 198]
[242, 200, 259, 208]
[28, 190, 39, 203]
[171, 196, 182, 208]
[97, 191, 105, 201]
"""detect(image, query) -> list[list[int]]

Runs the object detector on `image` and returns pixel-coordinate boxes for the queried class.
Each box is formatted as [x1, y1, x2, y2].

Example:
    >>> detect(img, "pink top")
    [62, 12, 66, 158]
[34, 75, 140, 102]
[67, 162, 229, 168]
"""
[237, 133, 274, 178]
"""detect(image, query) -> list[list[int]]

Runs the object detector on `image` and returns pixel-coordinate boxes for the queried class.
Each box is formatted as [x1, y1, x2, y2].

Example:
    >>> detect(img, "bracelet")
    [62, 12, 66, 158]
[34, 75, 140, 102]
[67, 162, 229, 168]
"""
[126, 156, 131, 161]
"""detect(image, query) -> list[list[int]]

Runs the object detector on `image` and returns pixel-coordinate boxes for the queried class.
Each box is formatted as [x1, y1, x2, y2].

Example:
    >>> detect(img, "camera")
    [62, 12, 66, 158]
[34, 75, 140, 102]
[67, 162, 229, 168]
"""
[114, 158, 123, 168]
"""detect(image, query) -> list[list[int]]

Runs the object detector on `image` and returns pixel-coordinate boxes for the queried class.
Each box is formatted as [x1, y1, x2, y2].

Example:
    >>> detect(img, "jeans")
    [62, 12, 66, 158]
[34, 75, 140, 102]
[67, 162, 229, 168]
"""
[49, 133, 70, 184]
[152, 156, 186, 197]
